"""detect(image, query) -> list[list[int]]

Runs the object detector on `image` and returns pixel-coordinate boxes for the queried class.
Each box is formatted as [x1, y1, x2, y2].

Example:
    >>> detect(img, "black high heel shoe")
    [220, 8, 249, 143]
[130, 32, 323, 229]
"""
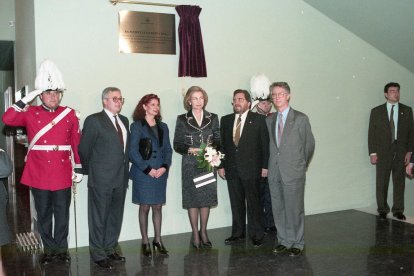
[192, 241, 201, 249]
[201, 240, 212, 248]
[199, 231, 212, 248]
[153, 241, 168, 255]
[141, 243, 152, 257]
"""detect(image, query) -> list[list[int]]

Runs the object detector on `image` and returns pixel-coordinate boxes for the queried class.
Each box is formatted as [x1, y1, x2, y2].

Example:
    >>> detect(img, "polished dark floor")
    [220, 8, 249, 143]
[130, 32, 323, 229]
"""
[2, 208, 414, 276]
[3, 148, 414, 275]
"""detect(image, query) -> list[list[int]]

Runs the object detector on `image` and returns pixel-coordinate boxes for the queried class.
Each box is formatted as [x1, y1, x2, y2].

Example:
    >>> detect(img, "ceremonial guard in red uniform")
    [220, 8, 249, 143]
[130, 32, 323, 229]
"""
[2, 60, 83, 265]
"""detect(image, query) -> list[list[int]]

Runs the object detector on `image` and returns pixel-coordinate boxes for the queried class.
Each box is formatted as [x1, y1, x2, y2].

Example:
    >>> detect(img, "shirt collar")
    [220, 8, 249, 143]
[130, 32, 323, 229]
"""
[279, 106, 290, 118]
[104, 108, 118, 118]
[236, 109, 249, 121]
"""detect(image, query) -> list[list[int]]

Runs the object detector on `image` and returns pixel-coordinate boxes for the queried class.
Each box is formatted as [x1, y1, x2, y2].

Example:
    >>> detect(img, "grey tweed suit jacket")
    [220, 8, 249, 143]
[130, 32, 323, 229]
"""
[267, 108, 315, 184]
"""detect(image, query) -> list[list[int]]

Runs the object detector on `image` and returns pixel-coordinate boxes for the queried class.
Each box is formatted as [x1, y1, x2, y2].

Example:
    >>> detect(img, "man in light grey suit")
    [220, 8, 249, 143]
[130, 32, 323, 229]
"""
[266, 82, 315, 257]
[79, 87, 130, 269]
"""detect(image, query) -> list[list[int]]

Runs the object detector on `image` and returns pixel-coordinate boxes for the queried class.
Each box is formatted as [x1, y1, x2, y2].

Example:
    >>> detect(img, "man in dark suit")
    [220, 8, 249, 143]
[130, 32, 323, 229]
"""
[218, 89, 269, 247]
[368, 82, 414, 221]
[1, 148, 13, 262]
[267, 82, 314, 257]
[79, 87, 130, 269]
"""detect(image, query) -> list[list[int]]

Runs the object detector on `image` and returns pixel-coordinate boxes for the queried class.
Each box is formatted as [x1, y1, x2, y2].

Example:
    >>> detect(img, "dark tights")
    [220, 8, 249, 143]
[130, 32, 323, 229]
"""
[188, 207, 210, 245]
[139, 204, 162, 244]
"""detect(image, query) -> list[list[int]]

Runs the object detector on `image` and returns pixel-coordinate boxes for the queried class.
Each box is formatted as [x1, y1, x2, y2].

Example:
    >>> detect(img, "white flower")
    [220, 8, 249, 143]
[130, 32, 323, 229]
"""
[199, 145, 224, 171]
[204, 146, 224, 168]
[210, 154, 221, 167]
[204, 146, 217, 163]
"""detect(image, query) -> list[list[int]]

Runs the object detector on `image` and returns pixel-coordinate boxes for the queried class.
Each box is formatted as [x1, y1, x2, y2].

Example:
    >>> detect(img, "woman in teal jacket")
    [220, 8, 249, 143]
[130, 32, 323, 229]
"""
[129, 94, 172, 257]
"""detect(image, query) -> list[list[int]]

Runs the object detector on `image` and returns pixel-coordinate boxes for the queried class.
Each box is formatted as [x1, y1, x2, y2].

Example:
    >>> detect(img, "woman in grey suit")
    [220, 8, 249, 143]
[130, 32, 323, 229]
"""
[129, 94, 172, 257]
[173, 86, 220, 249]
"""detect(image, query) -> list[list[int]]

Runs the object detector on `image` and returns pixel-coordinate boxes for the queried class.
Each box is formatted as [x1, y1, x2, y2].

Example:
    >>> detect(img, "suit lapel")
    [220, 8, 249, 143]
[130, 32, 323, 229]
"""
[381, 104, 389, 124]
[281, 109, 295, 145]
[185, 110, 212, 131]
[271, 113, 277, 147]
[200, 111, 212, 129]
[100, 110, 116, 133]
[142, 119, 164, 147]
[100, 110, 123, 148]
[379, 104, 392, 141]
[239, 111, 253, 145]
[227, 114, 236, 143]
[397, 103, 405, 138]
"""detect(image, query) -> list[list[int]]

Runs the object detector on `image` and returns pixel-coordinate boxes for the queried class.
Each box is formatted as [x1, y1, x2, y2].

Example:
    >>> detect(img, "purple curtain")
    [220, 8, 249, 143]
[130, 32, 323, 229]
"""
[176, 5, 207, 77]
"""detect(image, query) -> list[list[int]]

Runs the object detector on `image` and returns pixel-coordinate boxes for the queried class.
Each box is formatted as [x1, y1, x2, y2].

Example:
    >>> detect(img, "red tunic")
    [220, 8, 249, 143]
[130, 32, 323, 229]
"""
[2, 104, 82, 191]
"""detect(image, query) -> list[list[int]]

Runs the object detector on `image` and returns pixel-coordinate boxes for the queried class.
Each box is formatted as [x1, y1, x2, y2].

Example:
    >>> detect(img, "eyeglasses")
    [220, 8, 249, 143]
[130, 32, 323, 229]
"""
[42, 91, 62, 97]
[271, 93, 288, 99]
[106, 97, 125, 104]
[232, 98, 247, 103]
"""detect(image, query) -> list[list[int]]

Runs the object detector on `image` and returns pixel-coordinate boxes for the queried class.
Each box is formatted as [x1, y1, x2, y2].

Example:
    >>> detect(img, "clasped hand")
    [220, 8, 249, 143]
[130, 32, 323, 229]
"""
[149, 167, 167, 178]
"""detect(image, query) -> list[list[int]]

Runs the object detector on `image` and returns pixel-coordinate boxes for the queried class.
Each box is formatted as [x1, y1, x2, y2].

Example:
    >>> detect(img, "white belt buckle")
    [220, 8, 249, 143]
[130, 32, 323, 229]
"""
[53, 145, 59, 151]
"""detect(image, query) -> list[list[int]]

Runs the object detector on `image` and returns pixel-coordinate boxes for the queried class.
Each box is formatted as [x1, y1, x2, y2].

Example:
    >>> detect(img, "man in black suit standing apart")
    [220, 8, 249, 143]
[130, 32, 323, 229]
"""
[218, 89, 269, 247]
[368, 82, 414, 221]
[79, 87, 130, 269]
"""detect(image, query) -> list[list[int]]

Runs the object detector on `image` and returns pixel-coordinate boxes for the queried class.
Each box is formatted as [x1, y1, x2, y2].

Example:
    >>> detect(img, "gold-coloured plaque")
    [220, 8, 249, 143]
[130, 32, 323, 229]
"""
[119, 10, 176, 55]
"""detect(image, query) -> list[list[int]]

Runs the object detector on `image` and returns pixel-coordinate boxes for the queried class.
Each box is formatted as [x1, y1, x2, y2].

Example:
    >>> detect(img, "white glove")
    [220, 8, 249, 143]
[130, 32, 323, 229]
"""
[72, 173, 83, 183]
[21, 89, 43, 104]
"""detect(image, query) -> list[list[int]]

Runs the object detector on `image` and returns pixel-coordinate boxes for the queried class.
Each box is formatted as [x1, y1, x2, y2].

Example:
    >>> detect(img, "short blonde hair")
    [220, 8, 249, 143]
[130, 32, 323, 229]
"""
[183, 86, 208, 111]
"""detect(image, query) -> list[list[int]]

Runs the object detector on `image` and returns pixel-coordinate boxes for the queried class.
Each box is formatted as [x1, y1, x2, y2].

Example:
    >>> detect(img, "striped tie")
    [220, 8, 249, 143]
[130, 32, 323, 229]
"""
[234, 115, 242, 146]
[390, 105, 395, 144]
[277, 113, 283, 146]
[114, 115, 124, 145]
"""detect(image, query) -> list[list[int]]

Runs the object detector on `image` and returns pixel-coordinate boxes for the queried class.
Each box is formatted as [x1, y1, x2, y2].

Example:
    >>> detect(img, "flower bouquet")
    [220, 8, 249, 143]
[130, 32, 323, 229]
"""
[196, 143, 225, 172]
[193, 143, 225, 188]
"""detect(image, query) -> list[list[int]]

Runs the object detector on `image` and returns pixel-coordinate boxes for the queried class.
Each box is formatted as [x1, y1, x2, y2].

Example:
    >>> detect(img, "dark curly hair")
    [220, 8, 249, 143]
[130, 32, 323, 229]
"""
[132, 94, 162, 122]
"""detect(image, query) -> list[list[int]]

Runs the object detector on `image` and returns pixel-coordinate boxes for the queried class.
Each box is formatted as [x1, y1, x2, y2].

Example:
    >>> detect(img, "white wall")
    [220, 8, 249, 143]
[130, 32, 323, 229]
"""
[31, 0, 414, 248]
[14, 0, 36, 90]
[0, 0, 15, 41]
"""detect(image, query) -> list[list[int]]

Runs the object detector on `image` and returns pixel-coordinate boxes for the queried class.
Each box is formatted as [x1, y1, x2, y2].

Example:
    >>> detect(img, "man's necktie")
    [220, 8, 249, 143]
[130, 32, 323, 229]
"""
[390, 105, 395, 143]
[277, 113, 283, 146]
[234, 115, 242, 146]
[114, 115, 124, 145]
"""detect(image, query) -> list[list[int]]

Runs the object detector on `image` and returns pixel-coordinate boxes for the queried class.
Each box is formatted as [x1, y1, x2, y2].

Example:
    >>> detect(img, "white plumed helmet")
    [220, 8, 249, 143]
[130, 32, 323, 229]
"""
[250, 73, 271, 110]
[35, 59, 66, 92]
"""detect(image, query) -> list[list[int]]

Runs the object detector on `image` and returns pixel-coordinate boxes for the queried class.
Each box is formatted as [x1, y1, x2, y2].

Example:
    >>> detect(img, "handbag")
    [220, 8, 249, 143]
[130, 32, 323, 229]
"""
[139, 138, 152, 160]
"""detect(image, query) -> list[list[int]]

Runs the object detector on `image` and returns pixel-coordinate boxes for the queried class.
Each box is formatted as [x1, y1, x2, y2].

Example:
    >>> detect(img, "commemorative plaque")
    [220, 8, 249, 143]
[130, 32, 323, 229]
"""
[119, 10, 176, 54]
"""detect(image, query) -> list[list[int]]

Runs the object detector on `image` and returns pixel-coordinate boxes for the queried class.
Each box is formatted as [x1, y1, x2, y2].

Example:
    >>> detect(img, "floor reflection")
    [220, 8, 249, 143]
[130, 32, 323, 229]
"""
[2, 210, 414, 275]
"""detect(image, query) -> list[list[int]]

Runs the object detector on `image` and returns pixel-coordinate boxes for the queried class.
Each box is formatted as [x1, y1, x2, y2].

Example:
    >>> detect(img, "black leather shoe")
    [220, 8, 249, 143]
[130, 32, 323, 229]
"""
[265, 226, 277, 233]
[153, 241, 168, 255]
[142, 243, 152, 257]
[224, 236, 245, 245]
[57, 252, 71, 263]
[393, 213, 406, 220]
[252, 238, 263, 247]
[379, 213, 387, 219]
[108, 252, 126, 262]
[39, 253, 56, 265]
[273, 244, 287, 254]
[95, 259, 113, 269]
[288, 247, 302, 257]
